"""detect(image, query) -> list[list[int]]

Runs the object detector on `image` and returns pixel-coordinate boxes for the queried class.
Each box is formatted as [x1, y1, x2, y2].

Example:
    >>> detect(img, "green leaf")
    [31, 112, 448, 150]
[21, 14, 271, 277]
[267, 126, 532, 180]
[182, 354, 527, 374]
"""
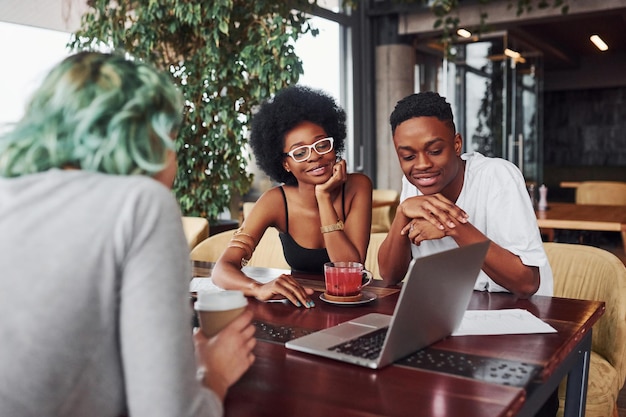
[218, 21, 229, 35]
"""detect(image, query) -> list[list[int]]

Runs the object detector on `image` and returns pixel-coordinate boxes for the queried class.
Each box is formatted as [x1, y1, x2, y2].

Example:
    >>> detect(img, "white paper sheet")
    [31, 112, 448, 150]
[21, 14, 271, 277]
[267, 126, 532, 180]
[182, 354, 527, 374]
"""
[189, 277, 222, 293]
[452, 308, 557, 336]
[190, 266, 291, 293]
[240, 266, 291, 283]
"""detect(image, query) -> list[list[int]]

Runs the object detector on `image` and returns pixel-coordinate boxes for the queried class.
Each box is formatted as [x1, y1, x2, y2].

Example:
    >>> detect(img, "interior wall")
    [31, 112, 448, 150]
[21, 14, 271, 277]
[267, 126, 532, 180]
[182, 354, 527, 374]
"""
[542, 49, 626, 202]
[543, 86, 626, 201]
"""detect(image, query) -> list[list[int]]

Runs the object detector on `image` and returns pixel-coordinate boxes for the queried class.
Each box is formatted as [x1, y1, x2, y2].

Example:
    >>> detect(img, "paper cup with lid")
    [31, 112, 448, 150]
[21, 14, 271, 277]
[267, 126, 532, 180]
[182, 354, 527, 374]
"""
[194, 290, 248, 338]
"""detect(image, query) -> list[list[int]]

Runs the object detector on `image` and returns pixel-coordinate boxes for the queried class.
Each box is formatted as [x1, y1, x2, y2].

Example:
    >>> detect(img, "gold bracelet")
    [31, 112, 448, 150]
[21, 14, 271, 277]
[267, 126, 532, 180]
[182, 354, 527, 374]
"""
[227, 241, 252, 260]
[320, 219, 344, 234]
[234, 227, 254, 240]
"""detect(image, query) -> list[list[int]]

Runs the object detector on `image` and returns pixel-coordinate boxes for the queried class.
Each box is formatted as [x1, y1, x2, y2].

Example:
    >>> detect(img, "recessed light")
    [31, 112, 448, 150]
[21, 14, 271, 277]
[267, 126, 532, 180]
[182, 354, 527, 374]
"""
[457, 28, 472, 38]
[590, 35, 608, 51]
[504, 48, 521, 59]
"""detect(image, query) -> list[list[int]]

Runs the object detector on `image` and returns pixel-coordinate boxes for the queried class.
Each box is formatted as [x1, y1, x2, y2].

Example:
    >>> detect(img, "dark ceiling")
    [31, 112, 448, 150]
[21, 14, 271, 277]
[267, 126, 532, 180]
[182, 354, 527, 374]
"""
[501, 8, 626, 71]
[406, 3, 626, 73]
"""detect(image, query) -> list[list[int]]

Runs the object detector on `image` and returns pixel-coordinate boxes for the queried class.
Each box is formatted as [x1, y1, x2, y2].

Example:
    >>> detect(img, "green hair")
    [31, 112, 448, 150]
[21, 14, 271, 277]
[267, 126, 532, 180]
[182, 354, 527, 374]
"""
[0, 51, 183, 177]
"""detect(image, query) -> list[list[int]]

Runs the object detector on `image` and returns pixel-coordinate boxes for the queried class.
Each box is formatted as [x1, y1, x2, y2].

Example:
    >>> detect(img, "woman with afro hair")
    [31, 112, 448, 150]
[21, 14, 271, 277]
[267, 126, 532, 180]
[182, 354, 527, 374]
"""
[213, 86, 373, 308]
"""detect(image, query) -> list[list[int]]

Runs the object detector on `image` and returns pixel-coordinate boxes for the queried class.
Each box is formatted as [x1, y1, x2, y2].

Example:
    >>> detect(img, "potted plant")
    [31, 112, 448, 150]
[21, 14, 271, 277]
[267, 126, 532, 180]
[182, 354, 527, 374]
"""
[69, 0, 318, 221]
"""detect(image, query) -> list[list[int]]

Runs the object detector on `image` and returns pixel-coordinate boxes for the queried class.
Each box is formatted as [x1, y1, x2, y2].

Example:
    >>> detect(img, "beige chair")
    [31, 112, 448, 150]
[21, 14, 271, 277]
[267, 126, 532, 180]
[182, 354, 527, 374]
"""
[371, 189, 399, 233]
[190, 227, 289, 269]
[364, 233, 387, 280]
[181, 216, 209, 249]
[189, 229, 234, 262]
[544, 242, 626, 417]
[575, 181, 626, 206]
[242, 202, 256, 220]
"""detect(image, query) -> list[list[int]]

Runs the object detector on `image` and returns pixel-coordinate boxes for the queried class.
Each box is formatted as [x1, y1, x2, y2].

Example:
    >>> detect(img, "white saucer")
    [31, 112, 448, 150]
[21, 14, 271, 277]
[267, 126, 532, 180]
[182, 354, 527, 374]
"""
[319, 290, 377, 306]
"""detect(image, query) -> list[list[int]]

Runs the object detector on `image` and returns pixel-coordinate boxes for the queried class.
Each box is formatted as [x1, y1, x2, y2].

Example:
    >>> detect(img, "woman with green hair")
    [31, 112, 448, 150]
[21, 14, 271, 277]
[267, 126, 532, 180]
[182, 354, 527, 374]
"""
[0, 52, 255, 417]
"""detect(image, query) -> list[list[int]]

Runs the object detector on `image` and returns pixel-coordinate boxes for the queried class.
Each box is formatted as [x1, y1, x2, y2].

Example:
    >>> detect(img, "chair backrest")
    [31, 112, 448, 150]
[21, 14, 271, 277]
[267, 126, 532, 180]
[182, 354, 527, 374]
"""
[181, 216, 209, 249]
[575, 181, 626, 205]
[364, 232, 387, 280]
[190, 227, 290, 269]
[544, 242, 626, 389]
[242, 202, 256, 220]
[371, 189, 399, 233]
[190, 229, 234, 262]
[247, 227, 290, 269]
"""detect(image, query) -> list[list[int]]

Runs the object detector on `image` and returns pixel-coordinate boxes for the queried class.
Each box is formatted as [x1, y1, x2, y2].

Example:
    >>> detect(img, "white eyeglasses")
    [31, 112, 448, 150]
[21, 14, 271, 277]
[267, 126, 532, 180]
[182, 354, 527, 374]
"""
[283, 137, 334, 162]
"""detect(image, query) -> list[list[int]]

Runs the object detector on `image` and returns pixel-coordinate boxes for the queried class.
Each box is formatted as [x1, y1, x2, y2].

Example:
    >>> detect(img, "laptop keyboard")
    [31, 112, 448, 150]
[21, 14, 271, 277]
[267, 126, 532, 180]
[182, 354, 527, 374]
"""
[253, 320, 314, 343]
[251, 319, 540, 388]
[398, 348, 541, 387]
[328, 327, 389, 360]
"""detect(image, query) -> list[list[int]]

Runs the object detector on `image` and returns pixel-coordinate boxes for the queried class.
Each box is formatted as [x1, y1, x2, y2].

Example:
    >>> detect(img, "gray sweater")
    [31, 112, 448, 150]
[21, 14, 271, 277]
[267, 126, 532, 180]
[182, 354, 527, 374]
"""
[0, 169, 222, 417]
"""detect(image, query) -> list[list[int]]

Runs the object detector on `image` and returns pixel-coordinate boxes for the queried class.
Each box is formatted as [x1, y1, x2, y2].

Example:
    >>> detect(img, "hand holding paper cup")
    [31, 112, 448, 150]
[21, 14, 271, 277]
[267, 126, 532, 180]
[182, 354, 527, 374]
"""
[323, 262, 373, 302]
[194, 290, 248, 338]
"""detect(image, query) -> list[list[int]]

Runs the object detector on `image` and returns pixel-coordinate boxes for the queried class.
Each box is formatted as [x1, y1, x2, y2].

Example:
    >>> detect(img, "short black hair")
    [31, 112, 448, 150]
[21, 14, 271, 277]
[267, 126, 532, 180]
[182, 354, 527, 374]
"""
[249, 85, 346, 185]
[389, 91, 455, 136]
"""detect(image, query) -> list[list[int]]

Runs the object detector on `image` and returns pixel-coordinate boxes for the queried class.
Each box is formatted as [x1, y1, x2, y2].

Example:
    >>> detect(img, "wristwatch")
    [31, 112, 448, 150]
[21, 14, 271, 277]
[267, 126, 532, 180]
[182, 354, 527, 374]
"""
[320, 219, 344, 234]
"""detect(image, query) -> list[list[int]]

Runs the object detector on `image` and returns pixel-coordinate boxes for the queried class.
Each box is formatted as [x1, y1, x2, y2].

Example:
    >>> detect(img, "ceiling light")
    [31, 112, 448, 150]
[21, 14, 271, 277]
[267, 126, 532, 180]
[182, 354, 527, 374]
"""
[457, 28, 472, 38]
[590, 35, 608, 51]
[504, 48, 521, 59]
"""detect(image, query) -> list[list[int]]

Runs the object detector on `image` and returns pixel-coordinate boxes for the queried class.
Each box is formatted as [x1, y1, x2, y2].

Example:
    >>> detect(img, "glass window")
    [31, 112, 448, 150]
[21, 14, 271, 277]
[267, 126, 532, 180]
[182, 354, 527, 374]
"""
[294, 14, 353, 168]
[295, 16, 341, 103]
[316, 0, 342, 13]
[0, 22, 71, 131]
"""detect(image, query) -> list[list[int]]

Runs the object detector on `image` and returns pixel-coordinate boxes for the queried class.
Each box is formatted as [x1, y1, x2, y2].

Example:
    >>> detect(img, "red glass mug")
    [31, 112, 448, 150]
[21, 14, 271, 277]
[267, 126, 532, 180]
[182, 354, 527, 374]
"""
[323, 261, 373, 298]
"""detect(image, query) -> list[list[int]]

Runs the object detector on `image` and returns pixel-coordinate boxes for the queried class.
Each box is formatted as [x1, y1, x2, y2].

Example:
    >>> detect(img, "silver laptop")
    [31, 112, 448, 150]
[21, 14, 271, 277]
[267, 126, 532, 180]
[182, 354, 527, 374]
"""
[285, 240, 490, 369]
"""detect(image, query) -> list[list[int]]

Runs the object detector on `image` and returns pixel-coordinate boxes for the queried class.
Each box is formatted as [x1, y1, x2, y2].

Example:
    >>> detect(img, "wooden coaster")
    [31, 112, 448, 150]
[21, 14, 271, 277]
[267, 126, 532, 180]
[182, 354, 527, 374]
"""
[323, 292, 363, 302]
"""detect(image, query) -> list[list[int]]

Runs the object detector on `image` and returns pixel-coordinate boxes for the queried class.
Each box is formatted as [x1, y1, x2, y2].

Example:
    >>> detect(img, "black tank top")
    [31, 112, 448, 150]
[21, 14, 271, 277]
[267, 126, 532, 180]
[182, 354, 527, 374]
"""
[278, 185, 346, 274]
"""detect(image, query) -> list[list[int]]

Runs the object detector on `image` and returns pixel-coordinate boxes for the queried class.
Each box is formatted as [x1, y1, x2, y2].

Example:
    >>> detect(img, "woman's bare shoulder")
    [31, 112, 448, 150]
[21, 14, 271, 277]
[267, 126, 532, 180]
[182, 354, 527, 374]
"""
[256, 185, 286, 204]
[248, 186, 286, 222]
[347, 172, 373, 193]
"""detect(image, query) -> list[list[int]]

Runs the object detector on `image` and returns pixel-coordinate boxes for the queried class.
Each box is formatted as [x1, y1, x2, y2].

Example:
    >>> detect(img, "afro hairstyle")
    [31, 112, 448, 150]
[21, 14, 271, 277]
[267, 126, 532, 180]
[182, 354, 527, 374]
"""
[249, 85, 346, 185]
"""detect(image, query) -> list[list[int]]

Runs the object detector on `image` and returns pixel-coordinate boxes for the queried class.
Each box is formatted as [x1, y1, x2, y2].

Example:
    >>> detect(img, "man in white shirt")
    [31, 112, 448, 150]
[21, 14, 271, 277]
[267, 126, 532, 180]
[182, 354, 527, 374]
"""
[378, 91, 556, 417]
[378, 91, 553, 298]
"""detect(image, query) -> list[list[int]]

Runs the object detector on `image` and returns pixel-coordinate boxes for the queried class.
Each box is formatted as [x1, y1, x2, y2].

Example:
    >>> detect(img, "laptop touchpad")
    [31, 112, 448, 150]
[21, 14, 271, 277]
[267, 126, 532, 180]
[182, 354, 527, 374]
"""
[323, 322, 378, 340]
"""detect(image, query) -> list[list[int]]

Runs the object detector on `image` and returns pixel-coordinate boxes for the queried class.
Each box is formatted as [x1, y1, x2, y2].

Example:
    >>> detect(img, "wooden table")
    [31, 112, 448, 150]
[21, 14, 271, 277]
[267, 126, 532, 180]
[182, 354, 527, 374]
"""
[193, 262, 604, 417]
[536, 202, 626, 245]
[559, 181, 582, 189]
